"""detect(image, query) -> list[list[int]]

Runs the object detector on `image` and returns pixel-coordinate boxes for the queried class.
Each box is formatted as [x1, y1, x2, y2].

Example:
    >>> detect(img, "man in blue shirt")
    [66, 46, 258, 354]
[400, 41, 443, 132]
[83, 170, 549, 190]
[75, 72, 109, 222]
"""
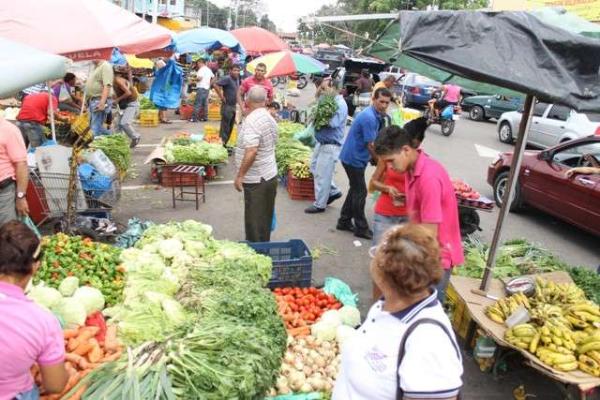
[305, 81, 349, 214]
[337, 87, 392, 239]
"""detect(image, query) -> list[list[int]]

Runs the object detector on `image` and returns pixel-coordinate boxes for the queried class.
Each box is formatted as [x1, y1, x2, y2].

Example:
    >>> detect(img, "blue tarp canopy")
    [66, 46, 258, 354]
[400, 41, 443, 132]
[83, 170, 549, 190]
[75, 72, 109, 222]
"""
[175, 27, 245, 58]
[0, 37, 67, 98]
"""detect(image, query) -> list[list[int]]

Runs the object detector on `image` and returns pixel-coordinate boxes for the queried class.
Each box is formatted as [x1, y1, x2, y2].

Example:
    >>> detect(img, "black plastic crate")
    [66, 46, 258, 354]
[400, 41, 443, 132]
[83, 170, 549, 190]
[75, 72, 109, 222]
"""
[244, 240, 312, 288]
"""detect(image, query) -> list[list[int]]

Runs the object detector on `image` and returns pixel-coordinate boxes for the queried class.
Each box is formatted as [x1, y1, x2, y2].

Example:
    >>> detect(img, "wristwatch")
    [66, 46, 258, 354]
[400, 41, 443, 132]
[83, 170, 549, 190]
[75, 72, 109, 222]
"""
[16, 191, 26, 200]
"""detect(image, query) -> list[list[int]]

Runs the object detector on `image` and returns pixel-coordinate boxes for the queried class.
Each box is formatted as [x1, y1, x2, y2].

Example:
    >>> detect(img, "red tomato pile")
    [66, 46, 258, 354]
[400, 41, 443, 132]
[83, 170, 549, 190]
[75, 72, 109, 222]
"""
[452, 179, 480, 200]
[274, 287, 342, 335]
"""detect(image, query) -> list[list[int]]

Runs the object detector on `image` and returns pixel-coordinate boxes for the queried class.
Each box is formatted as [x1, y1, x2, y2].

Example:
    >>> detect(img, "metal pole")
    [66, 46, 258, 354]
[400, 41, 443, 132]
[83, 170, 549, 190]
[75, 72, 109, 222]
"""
[480, 94, 536, 291]
[47, 82, 57, 142]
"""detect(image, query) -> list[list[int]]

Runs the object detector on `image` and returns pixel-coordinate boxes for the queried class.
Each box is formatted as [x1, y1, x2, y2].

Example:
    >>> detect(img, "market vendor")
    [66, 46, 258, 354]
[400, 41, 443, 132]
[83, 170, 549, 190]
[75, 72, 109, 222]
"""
[373, 122, 464, 302]
[113, 66, 141, 148]
[0, 220, 68, 399]
[238, 62, 273, 113]
[0, 116, 29, 226]
[52, 73, 81, 114]
[15, 92, 59, 148]
[332, 224, 463, 400]
[86, 59, 114, 136]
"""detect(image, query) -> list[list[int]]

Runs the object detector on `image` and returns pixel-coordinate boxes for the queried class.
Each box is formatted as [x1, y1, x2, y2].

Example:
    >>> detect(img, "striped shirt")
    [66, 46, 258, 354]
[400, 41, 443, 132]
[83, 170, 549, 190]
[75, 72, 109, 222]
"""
[235, 108, 278, 184]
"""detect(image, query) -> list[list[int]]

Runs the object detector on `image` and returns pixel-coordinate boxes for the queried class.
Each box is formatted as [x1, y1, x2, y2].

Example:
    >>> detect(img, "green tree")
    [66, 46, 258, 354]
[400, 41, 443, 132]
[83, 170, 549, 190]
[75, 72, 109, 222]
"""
[259, 14, 277, 32]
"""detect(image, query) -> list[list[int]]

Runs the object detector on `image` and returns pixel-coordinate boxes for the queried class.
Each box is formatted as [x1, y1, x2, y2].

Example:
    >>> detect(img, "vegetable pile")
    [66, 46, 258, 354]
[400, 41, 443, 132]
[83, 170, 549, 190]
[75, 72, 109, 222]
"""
[275, 137, 312, 178]
[35, 234, 124, 306]
[67, 220, 287, 399]
[485, 277, 600, 377]
[274, 287, 343, 336]
[164, 141, 228, 165]
[139, 97, 157, 110]
[311, 94, 338, 131]
[90, 134, 132, 175]
[455, 238, 600, 303]
[277, 121, 305, 139]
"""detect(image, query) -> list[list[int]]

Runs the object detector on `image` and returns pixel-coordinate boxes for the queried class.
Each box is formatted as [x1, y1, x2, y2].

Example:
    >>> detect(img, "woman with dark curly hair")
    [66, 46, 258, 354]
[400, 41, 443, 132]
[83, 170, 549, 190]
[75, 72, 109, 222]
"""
[333, 224, 463, 400]
[0, 221, 67, 400]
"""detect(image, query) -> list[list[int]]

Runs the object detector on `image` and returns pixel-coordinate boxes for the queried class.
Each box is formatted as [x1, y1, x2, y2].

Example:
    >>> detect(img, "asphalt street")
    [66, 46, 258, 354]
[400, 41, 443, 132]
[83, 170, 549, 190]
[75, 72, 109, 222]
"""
[112, 87, 599, 399]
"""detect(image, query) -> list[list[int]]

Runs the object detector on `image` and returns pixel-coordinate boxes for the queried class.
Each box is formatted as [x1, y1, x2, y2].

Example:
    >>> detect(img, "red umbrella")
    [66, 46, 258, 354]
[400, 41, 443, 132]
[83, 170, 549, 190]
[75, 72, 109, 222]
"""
[0, 0, 172, 61]
[231, 27, 289, 55]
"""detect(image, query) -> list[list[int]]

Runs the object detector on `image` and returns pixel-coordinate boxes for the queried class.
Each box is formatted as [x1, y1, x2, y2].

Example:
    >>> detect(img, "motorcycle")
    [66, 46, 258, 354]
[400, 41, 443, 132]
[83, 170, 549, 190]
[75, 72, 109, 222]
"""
[424, 103, 460, 136]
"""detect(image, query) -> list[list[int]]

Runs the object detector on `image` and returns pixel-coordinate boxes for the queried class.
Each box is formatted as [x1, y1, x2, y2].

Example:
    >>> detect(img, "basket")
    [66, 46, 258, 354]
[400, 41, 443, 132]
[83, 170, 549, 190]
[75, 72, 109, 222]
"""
[244, 240, 313, 289]
[179, 105, 194, 120]
[286, 170, 315, 201]
[71, 112, 90, 137]
[446, 282, 472, 339]
[138, 109, 159, 127]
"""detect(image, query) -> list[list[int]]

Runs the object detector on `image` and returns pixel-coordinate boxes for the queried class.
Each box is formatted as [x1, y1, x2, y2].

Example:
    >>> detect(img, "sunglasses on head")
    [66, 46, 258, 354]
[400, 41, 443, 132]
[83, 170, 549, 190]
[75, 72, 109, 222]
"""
[33, 245, 44, 262]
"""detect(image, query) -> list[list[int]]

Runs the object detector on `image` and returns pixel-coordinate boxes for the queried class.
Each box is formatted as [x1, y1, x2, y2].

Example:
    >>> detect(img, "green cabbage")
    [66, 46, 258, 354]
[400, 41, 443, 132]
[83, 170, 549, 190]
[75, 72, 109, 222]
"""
[339, 305, 361, 327]
[158, 238, 184, 259]
[28, 284, 63, 309]
[58, 277, 80, 297]
[72, 286, 105, 315]
[53, 297, 87, 328]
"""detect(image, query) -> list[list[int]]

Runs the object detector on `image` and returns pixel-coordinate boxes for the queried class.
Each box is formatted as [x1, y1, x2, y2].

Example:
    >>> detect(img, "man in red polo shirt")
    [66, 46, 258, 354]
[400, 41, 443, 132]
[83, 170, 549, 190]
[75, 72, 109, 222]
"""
[373, 124, 464, 302]
[238, 62, 273, 113]
[16, 93, 58, 148]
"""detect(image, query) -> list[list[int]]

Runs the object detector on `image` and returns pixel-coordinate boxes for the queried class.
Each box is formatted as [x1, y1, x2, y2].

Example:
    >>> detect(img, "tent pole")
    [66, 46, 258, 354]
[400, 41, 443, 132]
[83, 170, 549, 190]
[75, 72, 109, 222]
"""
[480, 94, 536, 291]
[47, 82, 57, 142]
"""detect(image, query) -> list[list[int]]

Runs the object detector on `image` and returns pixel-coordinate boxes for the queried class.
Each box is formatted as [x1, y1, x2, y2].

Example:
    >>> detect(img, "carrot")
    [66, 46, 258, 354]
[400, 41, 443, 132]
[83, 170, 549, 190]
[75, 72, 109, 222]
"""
[101, 349, 122, 362]
[73, 342, 94, 356]
[288, 326, 310, 337]
[63, 329, 79, 339]
[65, 383, 87, 400]
[103, 325, 118, 353]
[67, 327, 97, 351]
[87, 344, 104, 363]
[67, 338, 79, 352]
[65, 353, 90, 370]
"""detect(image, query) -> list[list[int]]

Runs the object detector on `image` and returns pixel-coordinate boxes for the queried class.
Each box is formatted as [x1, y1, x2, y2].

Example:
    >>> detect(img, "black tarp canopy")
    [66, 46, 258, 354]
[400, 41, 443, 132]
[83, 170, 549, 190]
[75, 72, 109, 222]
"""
[370, 10, 600, 111]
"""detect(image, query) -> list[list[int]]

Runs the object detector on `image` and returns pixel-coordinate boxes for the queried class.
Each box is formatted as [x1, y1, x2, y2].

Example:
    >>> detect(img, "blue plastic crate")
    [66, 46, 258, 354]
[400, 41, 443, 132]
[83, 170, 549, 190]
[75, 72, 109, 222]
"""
[244, 240, 312, 288]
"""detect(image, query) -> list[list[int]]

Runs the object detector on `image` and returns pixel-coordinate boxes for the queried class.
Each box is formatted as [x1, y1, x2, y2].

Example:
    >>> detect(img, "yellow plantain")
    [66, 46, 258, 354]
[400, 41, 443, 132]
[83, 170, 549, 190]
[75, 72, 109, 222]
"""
[578, 362, 600, 377]
[529, 332, 541, 353]
[553, 361, 578, 371]
[579, 341, 600, 354]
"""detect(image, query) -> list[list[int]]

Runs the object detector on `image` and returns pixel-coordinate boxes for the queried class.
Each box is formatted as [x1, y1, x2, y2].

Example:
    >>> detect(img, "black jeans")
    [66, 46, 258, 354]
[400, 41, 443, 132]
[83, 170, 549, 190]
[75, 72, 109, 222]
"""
[243, 176, 277, 242]
[339, 162, 369, 232]
[219, 104, 236, 146]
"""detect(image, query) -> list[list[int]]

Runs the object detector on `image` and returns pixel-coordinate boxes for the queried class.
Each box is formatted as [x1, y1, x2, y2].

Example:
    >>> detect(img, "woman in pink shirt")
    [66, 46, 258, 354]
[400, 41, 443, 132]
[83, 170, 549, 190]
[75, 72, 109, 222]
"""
[373, 123, 464, 302]
[0, 221, 67, 400]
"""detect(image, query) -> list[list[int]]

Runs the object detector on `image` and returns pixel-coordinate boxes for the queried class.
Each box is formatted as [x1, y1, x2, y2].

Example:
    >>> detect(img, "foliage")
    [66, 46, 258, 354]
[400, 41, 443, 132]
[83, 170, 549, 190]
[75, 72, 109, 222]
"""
[90, 134, 131, 174]
[164, 141, 228, 165]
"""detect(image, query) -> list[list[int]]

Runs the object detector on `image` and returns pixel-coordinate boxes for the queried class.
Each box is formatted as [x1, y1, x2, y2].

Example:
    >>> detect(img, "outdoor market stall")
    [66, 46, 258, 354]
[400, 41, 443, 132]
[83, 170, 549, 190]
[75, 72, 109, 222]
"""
[368, 9, 600, 397]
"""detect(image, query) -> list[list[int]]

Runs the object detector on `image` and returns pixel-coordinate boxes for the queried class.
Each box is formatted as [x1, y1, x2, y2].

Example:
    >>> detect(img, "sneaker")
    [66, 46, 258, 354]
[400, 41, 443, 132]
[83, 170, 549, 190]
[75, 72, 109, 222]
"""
[327, 192, 343, 205]
[336, 221, 355, 232]
[189, 118, 198, 123]
[130, 136, 141, 148]
[304, 205, 325, 214]
[354, 229, 374, 240]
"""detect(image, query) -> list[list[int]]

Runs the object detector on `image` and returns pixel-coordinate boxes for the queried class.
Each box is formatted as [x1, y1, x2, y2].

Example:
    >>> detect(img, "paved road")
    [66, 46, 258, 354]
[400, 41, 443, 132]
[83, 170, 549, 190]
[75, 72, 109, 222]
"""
[114, 88, 599, 399]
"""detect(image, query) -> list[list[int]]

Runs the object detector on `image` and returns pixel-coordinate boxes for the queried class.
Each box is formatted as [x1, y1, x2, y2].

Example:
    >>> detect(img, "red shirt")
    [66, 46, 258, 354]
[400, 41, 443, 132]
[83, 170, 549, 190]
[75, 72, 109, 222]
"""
[240, 76, 274, 102]
[406, 150, 464, 269]
[16, 93, 58, 124]
[374, 167, 407, 217]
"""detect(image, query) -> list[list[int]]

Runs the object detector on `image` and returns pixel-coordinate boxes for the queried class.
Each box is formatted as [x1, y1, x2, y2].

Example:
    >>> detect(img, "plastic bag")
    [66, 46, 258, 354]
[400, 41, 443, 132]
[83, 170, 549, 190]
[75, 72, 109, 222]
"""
[20, 215, 41, 238]
[150, 59, 184, 109]
[323, 277, 358, 307]
[391, 108, 405, 127]
[293, 125, 316, 148]
[115, 218, 154, 248]
[78, 163, 113, 199]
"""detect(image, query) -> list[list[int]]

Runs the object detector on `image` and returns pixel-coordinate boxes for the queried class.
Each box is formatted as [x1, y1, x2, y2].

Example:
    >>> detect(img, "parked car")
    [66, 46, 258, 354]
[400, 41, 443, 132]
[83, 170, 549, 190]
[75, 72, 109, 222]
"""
[379, 65, 404, 84]
[462, 94, 524, 121]
[397, 73, 441, 107]
[497, 102, 600, 147]
[331, 57, 387, 116]
[487, 136, 600, 236]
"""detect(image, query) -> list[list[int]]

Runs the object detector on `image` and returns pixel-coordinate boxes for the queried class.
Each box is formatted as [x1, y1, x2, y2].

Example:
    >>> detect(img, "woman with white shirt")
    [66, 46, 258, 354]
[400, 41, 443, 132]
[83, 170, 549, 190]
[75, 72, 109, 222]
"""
[333, 224, 463, 400]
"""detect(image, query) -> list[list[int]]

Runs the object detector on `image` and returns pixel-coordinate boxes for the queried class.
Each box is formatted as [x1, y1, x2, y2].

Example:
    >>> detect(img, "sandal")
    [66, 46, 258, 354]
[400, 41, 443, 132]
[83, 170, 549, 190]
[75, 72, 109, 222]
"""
[160, 120, 172, 124]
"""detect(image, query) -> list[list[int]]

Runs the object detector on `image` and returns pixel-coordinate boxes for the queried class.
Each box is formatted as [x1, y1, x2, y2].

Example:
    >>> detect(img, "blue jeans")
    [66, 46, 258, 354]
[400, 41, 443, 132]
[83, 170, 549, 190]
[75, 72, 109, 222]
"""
[16, 121, 45, 148]
[310, 143, 342, 209]
[15, 385, 39, 400]
[372, 213, 409, 245]
[193, 88, 209, 120]
[88, 98, 113, 136]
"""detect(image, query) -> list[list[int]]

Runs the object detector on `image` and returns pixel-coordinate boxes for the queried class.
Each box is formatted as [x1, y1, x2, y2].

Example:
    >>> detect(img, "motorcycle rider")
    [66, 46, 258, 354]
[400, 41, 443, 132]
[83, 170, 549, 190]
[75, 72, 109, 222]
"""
[429, 84, 461, 119]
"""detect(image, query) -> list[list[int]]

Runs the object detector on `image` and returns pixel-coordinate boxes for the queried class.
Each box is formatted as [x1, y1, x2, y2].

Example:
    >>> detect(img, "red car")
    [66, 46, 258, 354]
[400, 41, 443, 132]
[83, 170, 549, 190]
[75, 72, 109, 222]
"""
[487, 136, 600, 236]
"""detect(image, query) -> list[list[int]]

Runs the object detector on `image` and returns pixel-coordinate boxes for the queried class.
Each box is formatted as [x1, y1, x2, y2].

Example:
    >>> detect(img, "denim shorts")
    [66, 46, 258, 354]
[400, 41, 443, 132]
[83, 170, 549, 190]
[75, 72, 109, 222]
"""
[372, 213, 409, 245]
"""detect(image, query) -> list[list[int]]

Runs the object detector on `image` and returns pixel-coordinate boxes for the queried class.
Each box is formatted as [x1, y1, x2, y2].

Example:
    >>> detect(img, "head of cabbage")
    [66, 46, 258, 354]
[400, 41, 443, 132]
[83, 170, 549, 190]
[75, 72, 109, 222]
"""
[72, 286, 105, 316]
[52, 297, 87, 328]
[28, 284, 63, 309]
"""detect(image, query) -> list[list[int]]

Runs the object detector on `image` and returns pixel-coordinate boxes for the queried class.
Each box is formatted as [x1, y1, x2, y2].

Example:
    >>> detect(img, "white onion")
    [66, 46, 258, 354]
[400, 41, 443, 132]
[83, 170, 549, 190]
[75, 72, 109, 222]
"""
[300, 383, 313, 393]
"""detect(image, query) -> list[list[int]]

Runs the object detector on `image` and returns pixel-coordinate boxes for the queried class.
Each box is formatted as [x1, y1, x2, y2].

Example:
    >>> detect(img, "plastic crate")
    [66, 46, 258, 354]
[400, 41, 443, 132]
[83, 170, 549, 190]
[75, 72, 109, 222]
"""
[286, 170, 315, 201]
[208, 104, 221, 121]
[245, 240, 312, 289]
[138, 109, 159, 127]
[179, 105, 194, 120]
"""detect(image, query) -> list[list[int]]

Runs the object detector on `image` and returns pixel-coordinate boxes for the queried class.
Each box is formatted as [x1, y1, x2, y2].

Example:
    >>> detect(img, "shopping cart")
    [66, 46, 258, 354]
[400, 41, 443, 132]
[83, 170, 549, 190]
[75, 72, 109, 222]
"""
[29, 170, 121, 240]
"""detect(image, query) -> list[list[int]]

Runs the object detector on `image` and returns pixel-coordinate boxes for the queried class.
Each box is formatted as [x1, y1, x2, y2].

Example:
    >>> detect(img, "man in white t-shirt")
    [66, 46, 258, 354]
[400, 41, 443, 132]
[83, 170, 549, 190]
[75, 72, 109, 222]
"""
[191, 58, 214, 122]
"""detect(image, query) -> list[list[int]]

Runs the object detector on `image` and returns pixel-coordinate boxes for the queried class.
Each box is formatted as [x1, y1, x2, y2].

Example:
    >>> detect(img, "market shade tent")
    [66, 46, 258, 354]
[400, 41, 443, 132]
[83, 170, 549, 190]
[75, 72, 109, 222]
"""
[247, 51, 327, 78]
[231, 27, 289, 55]
[369, 10, 600, 290]
[0, 0, 173, 61]
[0, 38, 67, 98]
[175, 27, 245, 58]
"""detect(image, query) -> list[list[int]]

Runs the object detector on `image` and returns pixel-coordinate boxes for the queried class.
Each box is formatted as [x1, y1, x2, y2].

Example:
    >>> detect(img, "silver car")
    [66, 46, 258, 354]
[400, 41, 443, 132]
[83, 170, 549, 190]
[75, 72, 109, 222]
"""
[496, 102, 600, 148]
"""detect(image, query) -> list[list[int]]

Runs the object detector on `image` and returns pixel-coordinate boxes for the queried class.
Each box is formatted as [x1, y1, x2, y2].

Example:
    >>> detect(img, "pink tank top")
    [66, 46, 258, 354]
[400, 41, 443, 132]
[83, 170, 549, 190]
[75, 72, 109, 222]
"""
[444, 85, 461, 103]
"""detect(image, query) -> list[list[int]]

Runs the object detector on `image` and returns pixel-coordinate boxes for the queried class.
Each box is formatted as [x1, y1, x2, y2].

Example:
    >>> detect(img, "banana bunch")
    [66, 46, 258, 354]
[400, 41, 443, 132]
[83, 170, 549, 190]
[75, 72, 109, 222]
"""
[578, 351, 600, 377]
[290, 162, 312, 179]
[536, 347, 578, 372]
[538, 319, 577, 353]
[565, 302, 600, 329]
[534, 277, 586, 306]
[505, 323, 538, 350]
[486, 292, 531, 323]
[530, 304, 567, 326]
[577, 330, 600, 356]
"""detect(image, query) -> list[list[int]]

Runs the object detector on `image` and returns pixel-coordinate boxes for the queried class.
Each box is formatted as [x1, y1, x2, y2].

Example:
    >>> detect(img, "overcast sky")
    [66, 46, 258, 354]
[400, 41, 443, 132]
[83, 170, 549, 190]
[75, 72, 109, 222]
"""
[210, 0, 337, 32]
